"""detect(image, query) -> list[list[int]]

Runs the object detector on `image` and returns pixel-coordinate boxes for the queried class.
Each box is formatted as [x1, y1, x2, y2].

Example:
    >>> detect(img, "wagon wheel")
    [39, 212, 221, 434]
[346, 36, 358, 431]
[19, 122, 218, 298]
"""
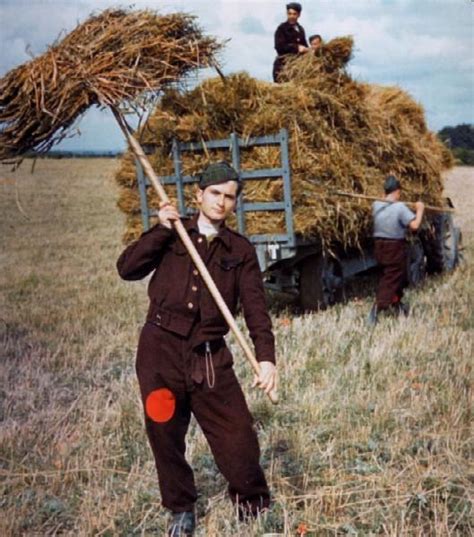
[422, 211, 461, 274]
[407, 236, 427, 287]
[298, 254, 344, 311]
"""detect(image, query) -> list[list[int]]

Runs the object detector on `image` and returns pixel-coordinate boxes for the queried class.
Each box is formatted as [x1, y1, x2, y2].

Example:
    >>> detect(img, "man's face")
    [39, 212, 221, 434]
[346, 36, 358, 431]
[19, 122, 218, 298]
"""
[286, 8, 300, 25]
[196, 180, 238, 224]
[310, 38, 322, 51]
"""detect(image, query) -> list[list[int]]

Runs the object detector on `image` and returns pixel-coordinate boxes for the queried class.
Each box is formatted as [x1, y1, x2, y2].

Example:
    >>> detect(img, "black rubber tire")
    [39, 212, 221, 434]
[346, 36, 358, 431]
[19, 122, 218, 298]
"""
[406, 236, 427, 287]
[298, 255, 344, 311]
[422, 213, 460, 274]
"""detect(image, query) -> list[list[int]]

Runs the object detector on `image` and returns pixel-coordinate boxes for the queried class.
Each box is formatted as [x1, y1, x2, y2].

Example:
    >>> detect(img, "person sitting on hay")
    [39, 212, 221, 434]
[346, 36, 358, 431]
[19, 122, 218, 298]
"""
[117, 162, 277, 536]
[309, 34, 323, 54]
[369, 175, 425, 325]
[273, 2, 309, 82]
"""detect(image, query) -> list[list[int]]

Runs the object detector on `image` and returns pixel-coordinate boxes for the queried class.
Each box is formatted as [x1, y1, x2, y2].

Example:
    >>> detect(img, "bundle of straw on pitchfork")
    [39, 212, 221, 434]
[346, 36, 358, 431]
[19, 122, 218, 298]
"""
[0, 8, 222, 162]
[0, 7, 278, 403]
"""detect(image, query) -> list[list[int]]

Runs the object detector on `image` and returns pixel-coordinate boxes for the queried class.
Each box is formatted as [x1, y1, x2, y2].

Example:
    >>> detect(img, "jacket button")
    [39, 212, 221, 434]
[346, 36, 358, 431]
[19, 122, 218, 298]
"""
[193, 269, 198, 276]
[192, 286, 198, 292]
[187, 302, 194, 309]
[197, 237, 203, 243]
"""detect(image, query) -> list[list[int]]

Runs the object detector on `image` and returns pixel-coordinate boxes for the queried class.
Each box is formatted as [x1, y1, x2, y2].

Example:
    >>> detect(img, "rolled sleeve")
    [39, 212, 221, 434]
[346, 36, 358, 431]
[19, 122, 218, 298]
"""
[398, 204, 416, 228]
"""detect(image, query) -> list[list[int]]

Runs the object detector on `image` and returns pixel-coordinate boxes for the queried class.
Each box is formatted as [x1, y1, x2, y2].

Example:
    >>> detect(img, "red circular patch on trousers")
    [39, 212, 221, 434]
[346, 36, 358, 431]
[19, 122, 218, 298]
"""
[145, 388, 176, 423]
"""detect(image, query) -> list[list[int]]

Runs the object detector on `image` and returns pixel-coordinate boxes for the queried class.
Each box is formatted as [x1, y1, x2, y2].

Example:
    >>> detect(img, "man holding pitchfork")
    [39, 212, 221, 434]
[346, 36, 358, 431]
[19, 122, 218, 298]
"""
[117, 161, 277, 536]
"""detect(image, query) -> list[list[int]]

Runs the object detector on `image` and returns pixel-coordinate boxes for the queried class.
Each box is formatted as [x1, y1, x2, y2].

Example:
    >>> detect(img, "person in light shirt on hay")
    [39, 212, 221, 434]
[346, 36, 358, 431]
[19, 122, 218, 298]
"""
[309, 34, 323, 54]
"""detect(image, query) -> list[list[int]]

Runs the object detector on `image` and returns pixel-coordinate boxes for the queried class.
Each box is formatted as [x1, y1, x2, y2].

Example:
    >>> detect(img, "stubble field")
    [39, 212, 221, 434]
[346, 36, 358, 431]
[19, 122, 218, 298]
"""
[0, 159, 472, 536]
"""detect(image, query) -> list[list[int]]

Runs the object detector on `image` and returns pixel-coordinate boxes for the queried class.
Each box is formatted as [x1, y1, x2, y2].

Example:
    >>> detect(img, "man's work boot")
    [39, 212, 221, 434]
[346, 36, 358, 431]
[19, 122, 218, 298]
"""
[168, 512, 195, 536]
[367, 303, 378, 326]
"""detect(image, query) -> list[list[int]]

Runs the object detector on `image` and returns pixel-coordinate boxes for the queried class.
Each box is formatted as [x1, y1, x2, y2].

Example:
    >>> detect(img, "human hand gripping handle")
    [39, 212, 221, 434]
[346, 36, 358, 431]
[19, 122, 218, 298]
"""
[158, 201, 180, 229]
[252, 361, 277, 395]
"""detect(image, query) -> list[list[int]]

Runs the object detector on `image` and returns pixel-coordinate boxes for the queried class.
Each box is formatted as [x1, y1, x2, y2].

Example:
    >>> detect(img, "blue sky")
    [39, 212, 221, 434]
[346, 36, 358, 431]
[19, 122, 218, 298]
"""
[0, 0, 472, 151]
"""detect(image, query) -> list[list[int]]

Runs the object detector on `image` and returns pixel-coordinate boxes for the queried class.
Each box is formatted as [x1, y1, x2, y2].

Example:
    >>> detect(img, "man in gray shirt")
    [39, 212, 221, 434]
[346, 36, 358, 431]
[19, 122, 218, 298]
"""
[369, 175, 425, 324]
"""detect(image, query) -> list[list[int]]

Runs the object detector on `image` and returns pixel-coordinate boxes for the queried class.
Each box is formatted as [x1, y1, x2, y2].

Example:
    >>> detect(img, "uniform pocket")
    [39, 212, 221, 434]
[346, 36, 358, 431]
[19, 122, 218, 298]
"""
[213, 257, 243, 308]
[135, 322, 161, 376]
[217, 256, 243, 270]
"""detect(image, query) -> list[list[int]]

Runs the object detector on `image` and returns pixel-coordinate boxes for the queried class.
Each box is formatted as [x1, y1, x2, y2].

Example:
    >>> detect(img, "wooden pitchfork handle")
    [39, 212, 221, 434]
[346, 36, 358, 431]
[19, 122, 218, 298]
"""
[111, 107, 278, 405]
[331, 190, 455, 214]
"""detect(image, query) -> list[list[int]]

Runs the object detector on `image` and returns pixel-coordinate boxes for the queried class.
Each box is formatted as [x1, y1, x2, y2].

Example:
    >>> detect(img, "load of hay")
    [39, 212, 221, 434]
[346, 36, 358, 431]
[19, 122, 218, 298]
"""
[0, 8, 222, 163]
[115, 36, 453, 247]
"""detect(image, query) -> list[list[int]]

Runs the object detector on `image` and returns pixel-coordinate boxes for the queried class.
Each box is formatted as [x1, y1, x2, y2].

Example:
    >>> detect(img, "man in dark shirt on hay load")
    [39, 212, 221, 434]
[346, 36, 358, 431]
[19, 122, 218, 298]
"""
[117, 162, 277, 536]
[369, 175, 425, 324]
[273, 2, 309, 82]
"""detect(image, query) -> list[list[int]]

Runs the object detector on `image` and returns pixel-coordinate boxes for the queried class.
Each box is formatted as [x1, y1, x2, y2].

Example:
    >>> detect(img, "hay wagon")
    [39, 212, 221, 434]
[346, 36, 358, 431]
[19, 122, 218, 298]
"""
[134, 129, 462, 311]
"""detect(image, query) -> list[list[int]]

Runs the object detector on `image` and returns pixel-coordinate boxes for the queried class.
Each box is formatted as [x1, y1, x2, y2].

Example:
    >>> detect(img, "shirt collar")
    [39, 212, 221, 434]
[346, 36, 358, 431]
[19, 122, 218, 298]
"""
[185, 213, 232, 250]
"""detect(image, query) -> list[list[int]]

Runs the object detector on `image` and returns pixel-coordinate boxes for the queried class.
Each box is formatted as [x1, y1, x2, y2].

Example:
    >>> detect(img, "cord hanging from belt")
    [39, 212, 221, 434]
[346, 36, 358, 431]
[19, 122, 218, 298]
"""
[204, 341, 215, 389]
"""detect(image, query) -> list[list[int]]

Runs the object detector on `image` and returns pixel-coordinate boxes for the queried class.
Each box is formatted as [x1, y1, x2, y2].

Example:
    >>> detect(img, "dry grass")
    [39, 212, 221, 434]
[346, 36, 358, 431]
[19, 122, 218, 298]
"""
[0, 160, 472, 536]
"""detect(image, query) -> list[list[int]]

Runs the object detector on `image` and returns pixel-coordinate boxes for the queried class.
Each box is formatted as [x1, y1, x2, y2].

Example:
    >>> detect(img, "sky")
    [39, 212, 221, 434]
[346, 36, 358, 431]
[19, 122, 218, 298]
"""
[0, 0, 473, 152]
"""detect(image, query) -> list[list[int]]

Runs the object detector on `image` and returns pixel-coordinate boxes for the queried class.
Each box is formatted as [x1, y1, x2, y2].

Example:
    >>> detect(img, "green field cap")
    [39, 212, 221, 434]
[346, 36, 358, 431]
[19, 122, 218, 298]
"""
[199, 161, 240, 190]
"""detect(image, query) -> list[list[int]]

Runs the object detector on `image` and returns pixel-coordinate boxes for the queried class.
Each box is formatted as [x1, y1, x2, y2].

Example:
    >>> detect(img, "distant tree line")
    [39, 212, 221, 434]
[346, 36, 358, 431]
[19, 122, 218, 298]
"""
[24, 149, 123, 159]
[438, 123, 474, 165]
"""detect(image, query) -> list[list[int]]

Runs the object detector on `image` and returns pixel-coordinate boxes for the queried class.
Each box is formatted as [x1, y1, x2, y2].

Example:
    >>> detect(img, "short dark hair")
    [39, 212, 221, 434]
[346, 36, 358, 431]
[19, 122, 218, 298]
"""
[286, 3, 302, 14]
[384, 175, 401, 194]
[309, 34, 322, 43]
[199, 161, 242, 196]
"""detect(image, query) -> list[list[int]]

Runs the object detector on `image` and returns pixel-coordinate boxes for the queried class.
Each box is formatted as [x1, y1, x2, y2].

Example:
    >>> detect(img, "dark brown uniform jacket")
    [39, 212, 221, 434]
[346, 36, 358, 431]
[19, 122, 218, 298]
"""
[117, 215, 275, 363]
[273, 21, 308, 81]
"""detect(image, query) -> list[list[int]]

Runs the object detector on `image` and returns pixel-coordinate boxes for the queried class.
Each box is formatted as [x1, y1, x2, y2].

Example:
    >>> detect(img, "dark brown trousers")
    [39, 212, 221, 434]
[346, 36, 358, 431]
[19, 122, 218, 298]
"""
[374, 239, 408, 310]
[135, 321, 270, 515]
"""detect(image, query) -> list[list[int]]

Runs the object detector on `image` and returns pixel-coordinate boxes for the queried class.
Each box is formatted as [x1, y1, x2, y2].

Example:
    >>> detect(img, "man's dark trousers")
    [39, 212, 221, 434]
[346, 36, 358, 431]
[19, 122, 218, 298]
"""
[136, 321, 270, 516]
[374, 238, 408, 310]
